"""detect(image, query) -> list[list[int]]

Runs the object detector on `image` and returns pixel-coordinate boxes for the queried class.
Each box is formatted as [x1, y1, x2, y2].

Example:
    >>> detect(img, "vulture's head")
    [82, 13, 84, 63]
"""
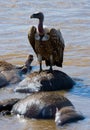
[30, 12, 44, 21]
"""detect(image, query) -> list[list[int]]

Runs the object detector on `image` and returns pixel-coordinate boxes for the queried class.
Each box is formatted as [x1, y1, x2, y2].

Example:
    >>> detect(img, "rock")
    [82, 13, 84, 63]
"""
[12, 92, 84, 125]
[15, 70, 75, 93]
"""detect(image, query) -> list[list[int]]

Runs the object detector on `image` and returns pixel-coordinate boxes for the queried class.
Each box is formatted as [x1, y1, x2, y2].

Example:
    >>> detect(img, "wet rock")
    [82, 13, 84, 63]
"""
[15, 70, 75, 93]
[12, 92, 84, 125]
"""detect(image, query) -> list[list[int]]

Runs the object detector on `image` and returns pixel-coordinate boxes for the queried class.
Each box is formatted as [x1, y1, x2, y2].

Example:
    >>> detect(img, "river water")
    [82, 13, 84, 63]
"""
[0, 0, 90, 130]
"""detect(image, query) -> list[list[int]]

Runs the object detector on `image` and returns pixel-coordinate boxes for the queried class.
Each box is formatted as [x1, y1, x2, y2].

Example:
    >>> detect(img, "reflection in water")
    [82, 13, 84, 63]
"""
[0, 0, 90, 130]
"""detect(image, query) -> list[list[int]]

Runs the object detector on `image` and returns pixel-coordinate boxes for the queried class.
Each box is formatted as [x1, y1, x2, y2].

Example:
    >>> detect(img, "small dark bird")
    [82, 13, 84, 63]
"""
[28, 12, 65, 72]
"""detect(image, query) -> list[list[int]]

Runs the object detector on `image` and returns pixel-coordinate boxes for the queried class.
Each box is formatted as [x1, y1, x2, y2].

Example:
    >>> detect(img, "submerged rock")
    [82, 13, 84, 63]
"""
[0, 54, 33, 88]
[15, 70, 75, 93]
[12, 92, 84, 125]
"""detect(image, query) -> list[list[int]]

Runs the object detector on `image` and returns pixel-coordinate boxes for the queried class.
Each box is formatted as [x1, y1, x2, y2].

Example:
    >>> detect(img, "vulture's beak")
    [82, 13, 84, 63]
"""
[30, 12, 44, 20]
[30, 13, 39, 19]
[30, 14, 34, 18]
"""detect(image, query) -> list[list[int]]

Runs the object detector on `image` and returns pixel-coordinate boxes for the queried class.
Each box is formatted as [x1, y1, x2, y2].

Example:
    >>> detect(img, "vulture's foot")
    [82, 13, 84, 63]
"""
[39, 63, 43, 73]
[49, 66, 53, 73]
[39, 69, 43, 73]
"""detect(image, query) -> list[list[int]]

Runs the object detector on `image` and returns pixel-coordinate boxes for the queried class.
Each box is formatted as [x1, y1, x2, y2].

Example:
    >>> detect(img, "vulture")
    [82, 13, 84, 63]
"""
[28, 12, 65, 72]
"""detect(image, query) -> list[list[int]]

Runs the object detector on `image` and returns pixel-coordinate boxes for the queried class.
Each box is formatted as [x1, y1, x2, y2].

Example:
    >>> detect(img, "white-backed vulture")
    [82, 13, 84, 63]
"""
[28, 12, 65, 72]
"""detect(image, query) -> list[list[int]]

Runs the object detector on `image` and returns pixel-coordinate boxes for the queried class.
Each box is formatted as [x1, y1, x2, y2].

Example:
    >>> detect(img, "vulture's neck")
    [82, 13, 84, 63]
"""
[38, 19, 44, 36]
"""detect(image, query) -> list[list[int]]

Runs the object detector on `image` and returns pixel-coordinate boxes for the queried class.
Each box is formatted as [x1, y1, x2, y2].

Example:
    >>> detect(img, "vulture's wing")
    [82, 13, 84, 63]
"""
[49, 28, 65, 67]
[28, 26, 37, 54]
[28, 26, 45, 60]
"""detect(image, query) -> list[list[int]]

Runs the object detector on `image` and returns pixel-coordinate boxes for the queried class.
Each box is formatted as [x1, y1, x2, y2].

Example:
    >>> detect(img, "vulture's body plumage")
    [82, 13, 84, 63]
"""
[28, 12, 65, 72]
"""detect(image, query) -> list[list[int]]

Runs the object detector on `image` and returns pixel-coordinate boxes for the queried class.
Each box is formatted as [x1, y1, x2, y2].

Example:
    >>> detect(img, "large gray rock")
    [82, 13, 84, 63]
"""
[12, 92, 84, 125]
[15, 70, 75, 93]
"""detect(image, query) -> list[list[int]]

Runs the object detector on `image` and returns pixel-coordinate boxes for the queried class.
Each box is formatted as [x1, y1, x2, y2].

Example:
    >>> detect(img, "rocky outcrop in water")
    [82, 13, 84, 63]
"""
[15, 70, 75, 93]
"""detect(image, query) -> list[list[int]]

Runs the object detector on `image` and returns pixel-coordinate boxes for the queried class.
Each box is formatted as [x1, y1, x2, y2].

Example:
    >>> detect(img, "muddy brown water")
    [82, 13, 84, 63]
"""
[0, 0, 90, 130]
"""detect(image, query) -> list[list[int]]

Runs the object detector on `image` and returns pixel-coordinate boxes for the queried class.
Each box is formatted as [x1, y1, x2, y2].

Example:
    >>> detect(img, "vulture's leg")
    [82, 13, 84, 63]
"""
[38, 54, 42, 72]
[40, 62, 42, 72]
[49, 55, 53, 71]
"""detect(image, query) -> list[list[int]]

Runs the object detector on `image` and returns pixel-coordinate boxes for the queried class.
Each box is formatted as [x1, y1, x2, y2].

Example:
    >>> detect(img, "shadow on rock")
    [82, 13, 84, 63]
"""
[15, 70, 75, 93]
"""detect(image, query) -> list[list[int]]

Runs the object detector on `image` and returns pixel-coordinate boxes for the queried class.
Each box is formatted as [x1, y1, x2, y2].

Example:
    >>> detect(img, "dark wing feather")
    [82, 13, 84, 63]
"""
[28, 26, 37, 54]
[46, 28, 65, 67]
[28, 26, 45, 60]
